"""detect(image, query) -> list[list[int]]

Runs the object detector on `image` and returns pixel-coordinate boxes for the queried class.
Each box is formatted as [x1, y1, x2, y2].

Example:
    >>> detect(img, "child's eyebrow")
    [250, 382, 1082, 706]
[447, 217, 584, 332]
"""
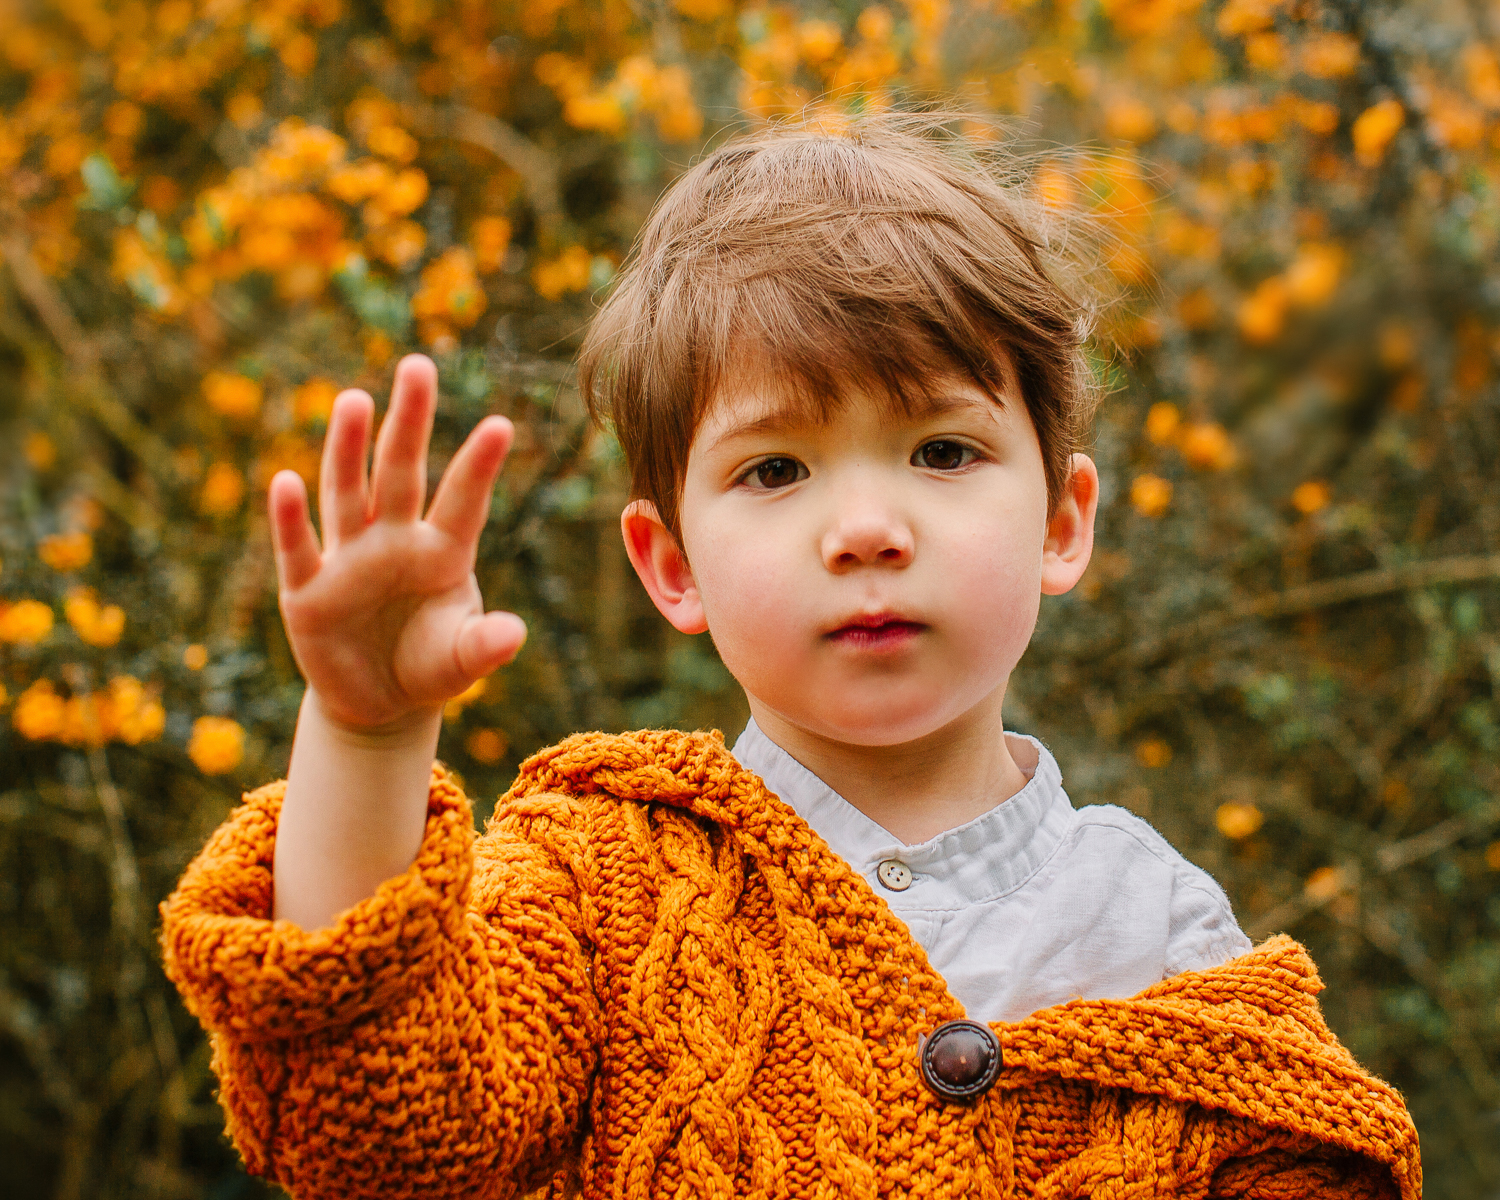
[705, 408, 804, 452]
[908, 392, 1006, 420]
[707, 390, 1004, 453]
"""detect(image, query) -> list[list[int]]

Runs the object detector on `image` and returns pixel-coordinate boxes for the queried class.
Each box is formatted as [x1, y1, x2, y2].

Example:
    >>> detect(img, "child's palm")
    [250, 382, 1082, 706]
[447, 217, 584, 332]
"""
[268, 356, 526, 731]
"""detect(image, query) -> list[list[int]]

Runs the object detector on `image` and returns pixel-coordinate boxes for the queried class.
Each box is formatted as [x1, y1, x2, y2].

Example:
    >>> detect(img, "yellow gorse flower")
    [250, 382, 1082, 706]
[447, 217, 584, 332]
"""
[1215, 0, 1284, 37]
[1300, 33, 1361, 80]
[413, 247, 486, 348]
[13, 681, 66, 740]
[1144, 402, 1180, 445]
[1304, 865, 1347, 902]
[188, 716, 246, 775]
[1135, 737, 1173, 768]
[367, 124, 419, 164]
[199, 463, 246, 516]
[38, 531, 93, 572]
[531, 246, 592, 302]
[1291, 481, 1331, 515]
[536, 54, 703, 142]
[471, 217, 512, 274]
[0, 599, 55, 644]
[10, 676, 161, 746]
[24, 432, 57, 470]
[203, 372, 263, 419]
[293, 378, 340, 425]
[1463, 44, 1500, 108]
[1215, 802, 1264, 840]
[64, 588, 126, 648]
[443, 677, 488, 720]
[1284, 243, 1343, 308]
[1179, 422, 1236, 471]
[1352, 100, 1404, 167]
[1238, 276, 1288, 344]
[1105, 96, 1158, 143]
[466, 727, 509, 764]
[1129, 473, 1173, 517]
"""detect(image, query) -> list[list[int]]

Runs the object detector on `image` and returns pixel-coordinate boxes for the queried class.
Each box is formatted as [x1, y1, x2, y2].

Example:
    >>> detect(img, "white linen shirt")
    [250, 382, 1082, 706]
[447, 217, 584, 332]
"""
[731, 719, 1253, 1024]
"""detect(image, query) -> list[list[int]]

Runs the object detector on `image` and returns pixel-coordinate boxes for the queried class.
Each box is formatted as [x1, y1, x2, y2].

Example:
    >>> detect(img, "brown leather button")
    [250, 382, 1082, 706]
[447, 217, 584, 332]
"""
[919, 1019, 1002, 1103]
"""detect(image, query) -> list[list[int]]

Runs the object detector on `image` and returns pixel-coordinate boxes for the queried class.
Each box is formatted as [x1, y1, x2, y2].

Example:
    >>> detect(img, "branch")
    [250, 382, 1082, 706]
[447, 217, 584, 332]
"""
[77, 462, 162, 534]
[1343, 904, 1500, 1108]
[1245, 813, 1500, 1114]
[492, 416, 593, 550]
[1246, 796, 1500, 940]
[1131, 553, 1500, 666]
[0, 231, 179, 492]
[209, 511, 274, 641]
[0, 973, 84, 1120]
[1240, 553, 1500, 620]
[1376, 803, 1500, 871]
[0, 231, 96, 368]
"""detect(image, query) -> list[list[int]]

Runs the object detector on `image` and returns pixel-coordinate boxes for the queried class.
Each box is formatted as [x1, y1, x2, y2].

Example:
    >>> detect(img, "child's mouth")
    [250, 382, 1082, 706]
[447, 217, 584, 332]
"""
[826, 615, 925, 651]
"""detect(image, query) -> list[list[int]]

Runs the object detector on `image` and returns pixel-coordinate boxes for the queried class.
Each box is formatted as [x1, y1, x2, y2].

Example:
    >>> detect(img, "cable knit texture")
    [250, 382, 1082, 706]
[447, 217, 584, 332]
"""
[160, 728, 1421, 1200]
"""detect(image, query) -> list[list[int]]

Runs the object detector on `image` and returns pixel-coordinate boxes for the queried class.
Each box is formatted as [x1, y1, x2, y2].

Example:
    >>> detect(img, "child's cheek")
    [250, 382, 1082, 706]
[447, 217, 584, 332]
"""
[698, 554, 809, 684]
[944, 532, 1044, 671]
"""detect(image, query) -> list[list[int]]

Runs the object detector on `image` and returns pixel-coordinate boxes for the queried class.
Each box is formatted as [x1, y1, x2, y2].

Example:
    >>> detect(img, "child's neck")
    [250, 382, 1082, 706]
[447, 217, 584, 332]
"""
[749, 689, 1031, 845]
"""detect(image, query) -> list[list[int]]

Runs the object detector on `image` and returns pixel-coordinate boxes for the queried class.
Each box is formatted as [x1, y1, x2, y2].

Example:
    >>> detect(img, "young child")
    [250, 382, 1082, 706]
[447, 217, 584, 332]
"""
[161, 119, 1420, 1200]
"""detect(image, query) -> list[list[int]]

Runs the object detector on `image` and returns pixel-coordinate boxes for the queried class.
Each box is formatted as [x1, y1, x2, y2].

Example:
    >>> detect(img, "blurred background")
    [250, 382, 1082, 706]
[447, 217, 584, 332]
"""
[0, 0, 1497, 1194]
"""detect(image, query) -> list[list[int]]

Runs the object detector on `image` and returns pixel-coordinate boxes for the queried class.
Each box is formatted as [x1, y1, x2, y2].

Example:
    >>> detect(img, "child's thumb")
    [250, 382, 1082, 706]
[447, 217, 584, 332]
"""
[454, 611, 528, 679]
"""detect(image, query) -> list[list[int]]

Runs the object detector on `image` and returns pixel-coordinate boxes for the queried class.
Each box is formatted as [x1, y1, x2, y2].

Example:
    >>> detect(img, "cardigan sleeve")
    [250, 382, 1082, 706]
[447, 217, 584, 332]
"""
[1203, 1121, 1405, 1199]
[158, 766, 601, 1200]
[1208, 1150, 1401, 1199]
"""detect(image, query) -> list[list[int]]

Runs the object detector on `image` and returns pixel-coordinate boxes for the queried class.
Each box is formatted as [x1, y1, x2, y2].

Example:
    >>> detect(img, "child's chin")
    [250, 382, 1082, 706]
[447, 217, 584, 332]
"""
[791, 703, 963, 748]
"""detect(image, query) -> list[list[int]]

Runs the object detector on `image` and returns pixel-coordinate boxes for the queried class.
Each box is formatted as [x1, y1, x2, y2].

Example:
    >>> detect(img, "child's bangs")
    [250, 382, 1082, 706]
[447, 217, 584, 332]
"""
[689, 268, 1005, 432]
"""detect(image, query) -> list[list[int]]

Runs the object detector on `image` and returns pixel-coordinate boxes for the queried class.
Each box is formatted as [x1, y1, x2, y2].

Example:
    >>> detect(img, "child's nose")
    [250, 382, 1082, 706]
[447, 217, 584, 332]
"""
[820, 507, 915, 571]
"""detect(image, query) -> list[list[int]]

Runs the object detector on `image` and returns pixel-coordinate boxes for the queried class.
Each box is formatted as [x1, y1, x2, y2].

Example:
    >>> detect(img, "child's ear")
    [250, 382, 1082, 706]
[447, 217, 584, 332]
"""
[621, 499, 709, 634]
[1040, 453, 1099, 596]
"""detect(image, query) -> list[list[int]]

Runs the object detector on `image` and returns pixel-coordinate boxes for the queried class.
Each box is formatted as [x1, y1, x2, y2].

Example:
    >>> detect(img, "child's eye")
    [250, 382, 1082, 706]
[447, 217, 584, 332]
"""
[743, 457, 808, 490]
[914, 440, 976, 471]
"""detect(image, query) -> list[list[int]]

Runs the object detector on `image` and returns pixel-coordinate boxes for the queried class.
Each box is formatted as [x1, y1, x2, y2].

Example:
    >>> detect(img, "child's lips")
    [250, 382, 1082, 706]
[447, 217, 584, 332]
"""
[825, 614, 926, 651]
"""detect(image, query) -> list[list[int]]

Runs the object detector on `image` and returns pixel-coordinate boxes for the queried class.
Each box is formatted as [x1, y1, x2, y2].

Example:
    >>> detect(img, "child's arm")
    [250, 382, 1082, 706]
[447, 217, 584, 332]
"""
[266, 354, 526, 929]
[161, 355, 599, 1197]
[161, 766, 601, 1198]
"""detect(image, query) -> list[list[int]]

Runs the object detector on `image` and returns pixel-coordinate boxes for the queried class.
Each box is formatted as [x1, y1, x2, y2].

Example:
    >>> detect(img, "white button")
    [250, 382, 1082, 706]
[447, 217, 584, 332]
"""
[877, 860, 913, 891]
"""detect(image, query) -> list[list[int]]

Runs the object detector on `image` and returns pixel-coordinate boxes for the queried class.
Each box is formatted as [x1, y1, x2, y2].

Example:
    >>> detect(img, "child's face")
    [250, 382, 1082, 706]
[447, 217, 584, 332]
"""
[625, 366, 1097, 749]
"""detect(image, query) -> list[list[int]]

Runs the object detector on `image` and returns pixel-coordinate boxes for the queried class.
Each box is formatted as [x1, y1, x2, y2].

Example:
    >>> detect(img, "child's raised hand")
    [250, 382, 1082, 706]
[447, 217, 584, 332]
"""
[267, 355, 526, 732]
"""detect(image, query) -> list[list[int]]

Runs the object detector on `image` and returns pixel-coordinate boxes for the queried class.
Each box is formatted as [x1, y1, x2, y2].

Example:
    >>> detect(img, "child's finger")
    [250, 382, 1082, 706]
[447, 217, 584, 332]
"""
[268, 470, 323, 592]
[320, 390, 374, 549]
[425, 416, 514, 550]
[454, 610, 528, 679]
[371, 354, 437, 523]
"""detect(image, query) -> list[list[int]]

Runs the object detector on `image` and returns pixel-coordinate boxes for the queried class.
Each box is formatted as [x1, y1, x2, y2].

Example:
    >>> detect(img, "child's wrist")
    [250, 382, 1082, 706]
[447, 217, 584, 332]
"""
[303, 689, 443, 749]
[276, 688, 445, 929]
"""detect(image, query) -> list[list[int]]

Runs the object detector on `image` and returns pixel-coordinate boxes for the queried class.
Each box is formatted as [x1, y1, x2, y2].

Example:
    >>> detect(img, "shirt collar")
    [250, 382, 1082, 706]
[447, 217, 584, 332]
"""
[729, 717, 1076, 907]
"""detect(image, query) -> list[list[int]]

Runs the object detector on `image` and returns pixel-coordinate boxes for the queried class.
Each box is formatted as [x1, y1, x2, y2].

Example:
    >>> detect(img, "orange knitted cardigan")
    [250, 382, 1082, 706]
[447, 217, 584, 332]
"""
[160, 728, 1420, 1200]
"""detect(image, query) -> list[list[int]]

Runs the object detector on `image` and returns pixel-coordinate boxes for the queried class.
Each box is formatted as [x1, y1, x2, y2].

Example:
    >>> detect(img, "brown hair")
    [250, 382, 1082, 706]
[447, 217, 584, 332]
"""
[579, 112, 1098, 541]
